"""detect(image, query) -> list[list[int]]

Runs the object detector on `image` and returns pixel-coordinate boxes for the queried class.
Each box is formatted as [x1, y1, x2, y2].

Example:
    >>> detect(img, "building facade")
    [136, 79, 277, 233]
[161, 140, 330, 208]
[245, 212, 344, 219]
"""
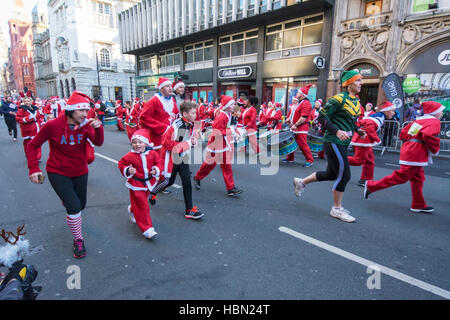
[328, 0, 450, 108]
[119, 0, 335, 109]
[0, 27, 10, 95]
[47, 0, 138, 101]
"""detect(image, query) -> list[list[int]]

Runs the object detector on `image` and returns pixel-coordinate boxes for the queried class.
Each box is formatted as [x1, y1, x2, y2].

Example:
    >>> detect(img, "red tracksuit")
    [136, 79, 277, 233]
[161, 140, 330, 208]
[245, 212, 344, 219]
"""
[367, 114, 441, 210]
[286, 99, 314, 163]
[118, 149, 163, 233]
[195, 110, 235, 191]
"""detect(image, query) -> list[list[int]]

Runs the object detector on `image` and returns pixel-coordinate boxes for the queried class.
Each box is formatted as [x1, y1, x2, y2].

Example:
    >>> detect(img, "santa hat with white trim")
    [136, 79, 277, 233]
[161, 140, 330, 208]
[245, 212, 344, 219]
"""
[379, 101, 397, 113]
[298, 84, 314, 96]
[157, 77, 172, 90]
[422, 101, 444, 115]
[131, 129, 154, 147]
[172, 81, 185, 91]
[220, 95, 236, 111]
[65, 91, 94, 111]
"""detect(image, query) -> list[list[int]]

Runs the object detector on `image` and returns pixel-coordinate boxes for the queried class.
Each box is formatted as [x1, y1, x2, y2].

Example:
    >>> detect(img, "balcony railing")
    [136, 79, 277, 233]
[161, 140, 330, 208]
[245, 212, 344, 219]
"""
[340, 12, 392, 34]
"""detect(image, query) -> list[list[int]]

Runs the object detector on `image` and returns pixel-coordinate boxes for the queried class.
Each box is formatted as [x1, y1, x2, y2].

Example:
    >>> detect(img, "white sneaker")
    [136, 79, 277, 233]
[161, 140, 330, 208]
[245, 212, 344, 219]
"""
[330, 207, 356, 223]
[127, 205, 136, 224]
[293, 178, 306, 197]
[143, 227, 158, 239]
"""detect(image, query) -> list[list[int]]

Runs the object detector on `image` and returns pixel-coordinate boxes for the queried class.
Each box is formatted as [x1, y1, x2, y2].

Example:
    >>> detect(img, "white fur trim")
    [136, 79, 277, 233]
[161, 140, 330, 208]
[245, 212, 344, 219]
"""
[350, 141, 381, 147]
[124, 165, 133, 178]
[152, 166, 160, 178]
[125, 181, 148, 191]
[222, 99, 236, 110]
[429, 105, 445, 115]
[399, 160, 428, 166]
[173, 82, 185, 91]
[158, 80, 172, 89]
[0, 239, 30, 268]
[65, 102, 90, 111]
[132, 134, 150, 145]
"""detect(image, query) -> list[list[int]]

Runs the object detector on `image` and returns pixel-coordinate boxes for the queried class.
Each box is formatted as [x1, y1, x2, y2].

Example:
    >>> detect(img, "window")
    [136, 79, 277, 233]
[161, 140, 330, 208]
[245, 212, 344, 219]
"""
[185, 41, 214, 63]
[91, 1, 113, 26]
[100, 48, 111, 68]
[219, 29, 258, 59]
[160, 49, 181, 68]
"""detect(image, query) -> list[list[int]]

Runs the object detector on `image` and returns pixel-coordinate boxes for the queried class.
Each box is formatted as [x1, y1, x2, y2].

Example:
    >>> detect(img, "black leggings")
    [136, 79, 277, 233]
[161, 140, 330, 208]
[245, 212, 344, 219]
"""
[4, 118, 17, 139]
[48, 173, 88, 215]
[152, 163, 193, 211]
[316, 142, 351, 192]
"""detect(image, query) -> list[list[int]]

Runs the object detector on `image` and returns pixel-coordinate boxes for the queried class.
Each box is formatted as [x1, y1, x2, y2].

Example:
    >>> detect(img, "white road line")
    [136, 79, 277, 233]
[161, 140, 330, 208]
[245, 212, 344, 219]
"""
[385, 163, 401, 167]
[95, 152, 181, 190]
[95, 152, 118, 164]
[445, 172, 450, 175]
[279, 226, 450, 300]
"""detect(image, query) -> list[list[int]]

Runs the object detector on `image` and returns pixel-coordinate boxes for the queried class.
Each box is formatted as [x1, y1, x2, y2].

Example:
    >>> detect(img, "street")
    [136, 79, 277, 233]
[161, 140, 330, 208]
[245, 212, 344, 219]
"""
[1, 121, 449, 300]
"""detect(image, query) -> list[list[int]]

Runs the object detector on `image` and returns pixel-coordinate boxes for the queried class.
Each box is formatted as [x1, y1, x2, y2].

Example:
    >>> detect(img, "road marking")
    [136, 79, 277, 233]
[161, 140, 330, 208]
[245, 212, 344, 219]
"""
[95, 152, 181, 189]
[95, 152, 118, 164]
[385, 163, 401, 167]
[279, 226, 450, 300]
[445, 172, 450, 175]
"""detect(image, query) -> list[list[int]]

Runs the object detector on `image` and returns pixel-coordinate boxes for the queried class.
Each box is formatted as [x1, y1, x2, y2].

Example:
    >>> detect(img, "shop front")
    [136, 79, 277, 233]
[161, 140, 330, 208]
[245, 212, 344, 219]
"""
[136, 72, 181, 101]
[217, 64, 257, 101]
[348, 63, 382, 107]
[182, 68, 214, 103]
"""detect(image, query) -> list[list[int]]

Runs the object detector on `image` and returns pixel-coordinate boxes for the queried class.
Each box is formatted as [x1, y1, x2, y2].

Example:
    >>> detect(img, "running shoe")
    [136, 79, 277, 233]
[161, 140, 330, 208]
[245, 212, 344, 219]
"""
[227, 187, 243, 196]
[282, 158, 294, 163]
[410, 207, 434, 214]
[149, 194, 157, 206]
[193, 177, 201, 190]
[161, 188, 171, 194]
[127, 205, 136, 223]
[293, 177, 306, 197]
[303, 162, 314, 168]
[73, 239, 86, 259]
[143, 227, 158, 239]
[185, 206, 204, 220]
[358, 179, 366, 187]
[330, 207, 356, 223]
[363, 181, 371, 199]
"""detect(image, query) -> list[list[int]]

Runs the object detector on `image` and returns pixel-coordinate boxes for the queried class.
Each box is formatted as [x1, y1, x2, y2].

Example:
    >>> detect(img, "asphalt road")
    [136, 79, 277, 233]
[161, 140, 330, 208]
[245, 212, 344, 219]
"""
[1, 119, 449, 300]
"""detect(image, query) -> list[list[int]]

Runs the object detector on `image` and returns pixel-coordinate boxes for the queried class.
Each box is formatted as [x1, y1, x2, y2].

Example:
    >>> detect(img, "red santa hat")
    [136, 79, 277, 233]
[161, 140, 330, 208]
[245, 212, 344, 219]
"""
[275, 102, 282, 109]
[172, 81, 185, 91]
[298, 84, 314, 96]
[157, 77, 172, 90]
[422, 101, 444, 115]
[221, 95, 236, 111]
[116, 100, 122, 104]
[65, 91, 94, 111]
[208, 102, 214, 107]
[379, 101, 397, 112]
[131, 129, 153, 147]
[134, 97, 140, 101]
[317, 99, 323, 105]
[236, 98, 245, 106]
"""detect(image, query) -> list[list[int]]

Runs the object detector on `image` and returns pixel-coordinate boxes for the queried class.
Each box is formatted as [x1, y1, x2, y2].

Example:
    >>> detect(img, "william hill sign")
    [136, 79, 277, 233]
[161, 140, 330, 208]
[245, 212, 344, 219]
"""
[218, 66, 253, 80]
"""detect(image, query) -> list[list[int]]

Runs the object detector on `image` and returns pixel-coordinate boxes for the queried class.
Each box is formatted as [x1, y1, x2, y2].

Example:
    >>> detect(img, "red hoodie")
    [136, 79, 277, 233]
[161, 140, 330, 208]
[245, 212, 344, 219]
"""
[26, 114, 104, 177]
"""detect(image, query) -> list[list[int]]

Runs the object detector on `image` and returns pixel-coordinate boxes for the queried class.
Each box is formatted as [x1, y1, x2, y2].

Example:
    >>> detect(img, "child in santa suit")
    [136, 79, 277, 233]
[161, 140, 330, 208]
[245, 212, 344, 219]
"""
[364, 101, 444, 214]
[139, 78, 179, 154]
[242, 96, 260, 154]
[348, 101, 397, 186]
[16, 97, 45, 161]
[193, 95, 243, 197]
[118, 129, 162, 239]
[284, 85, 314, 167]
[115, 100, 125, 131]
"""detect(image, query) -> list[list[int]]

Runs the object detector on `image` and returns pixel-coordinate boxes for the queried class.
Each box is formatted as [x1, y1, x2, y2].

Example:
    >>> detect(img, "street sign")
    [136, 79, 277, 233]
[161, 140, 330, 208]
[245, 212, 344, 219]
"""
[313, 56, 326, 70]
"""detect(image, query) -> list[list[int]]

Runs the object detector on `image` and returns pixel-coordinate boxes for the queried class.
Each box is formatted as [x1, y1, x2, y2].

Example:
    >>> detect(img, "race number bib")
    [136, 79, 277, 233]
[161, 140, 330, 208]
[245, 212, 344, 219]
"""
[408, 122, 423, 136]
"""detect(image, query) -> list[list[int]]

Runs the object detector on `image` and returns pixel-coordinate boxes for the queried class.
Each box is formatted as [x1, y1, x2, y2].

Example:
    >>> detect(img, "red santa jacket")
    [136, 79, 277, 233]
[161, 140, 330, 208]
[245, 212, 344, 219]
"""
[350, 116, 383, 147]
[196, 103, 207, 121]
[125, 104, 139, 127]
[26, 113, 104, 177]
[139, 94, 179, 149]
[399, 114, 441, 167]
[265, 108, 283, 130]
[115, 105, 125, 119]
[118, 149, 163, 192]
[44, 102, 62, 118]
[206, 110, 232, 153]
[242, 106, 258, 134]
[289, 99, 312, 134]
[87, 108, 97, 120]
[160, 117, 196, 178]
[16, 105, 45, 140]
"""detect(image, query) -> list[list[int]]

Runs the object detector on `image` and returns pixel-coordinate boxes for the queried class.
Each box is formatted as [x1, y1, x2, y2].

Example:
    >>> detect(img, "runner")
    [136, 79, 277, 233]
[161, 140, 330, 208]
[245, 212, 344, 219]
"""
[1, 96, 18, 142]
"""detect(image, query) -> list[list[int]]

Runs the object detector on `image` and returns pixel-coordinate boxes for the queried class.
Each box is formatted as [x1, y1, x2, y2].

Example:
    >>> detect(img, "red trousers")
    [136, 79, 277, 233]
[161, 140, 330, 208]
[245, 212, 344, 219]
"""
[24, 139, 41, 160]
[117, 118, 125, 131]
[367, 165, 427, 209]
[126, 125, 137, 141]
[348, 146, 375, 180]
[195, 151, 235, 191]
[129, 189, 153, 233]
[240, 131, 260, 154]
[286, 133, 314, 163]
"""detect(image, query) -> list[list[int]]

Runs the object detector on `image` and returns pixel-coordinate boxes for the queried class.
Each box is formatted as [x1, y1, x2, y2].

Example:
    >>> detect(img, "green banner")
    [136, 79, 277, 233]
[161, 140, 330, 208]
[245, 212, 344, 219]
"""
[136, 72, 180, 88]
[412, 0, 435, 13]
[403, 77, 421, 95]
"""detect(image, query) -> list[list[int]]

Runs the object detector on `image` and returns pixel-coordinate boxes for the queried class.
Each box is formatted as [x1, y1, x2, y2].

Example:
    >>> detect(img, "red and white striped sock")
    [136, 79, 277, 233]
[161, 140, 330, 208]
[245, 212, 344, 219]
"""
[66, 212, 83, 241]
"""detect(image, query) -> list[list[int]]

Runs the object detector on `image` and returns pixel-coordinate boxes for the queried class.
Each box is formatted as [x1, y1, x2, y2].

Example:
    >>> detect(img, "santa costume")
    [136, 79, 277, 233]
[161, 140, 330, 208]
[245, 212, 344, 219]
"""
[16, 101, 45, 160]
[115, 100, 125, 131]
[348, 101, 397, 185]
[194, 95, 243, 196]
[365, 101, 443, 213]
[118, 129, 162, 238]
[139, 78, 179, 153]
[242, 102, 260, 154]
[125, 99, 140, 141]
[44, 97, 62, 119]
[285, 85, 314, 165]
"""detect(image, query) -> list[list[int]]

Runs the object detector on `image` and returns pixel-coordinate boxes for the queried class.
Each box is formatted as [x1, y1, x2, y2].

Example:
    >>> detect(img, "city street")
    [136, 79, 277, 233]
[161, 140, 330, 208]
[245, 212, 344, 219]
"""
[1, 121, 449, 300]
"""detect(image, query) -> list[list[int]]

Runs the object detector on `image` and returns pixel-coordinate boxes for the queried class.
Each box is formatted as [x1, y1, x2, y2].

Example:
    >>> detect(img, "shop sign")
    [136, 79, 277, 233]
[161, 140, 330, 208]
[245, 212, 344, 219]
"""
[218, 66, 253, 80]
[402, 77, 421, 95]
[438, 49, 450, 66]
[352, 64, 380, 78]
[313, 56, 326, 70]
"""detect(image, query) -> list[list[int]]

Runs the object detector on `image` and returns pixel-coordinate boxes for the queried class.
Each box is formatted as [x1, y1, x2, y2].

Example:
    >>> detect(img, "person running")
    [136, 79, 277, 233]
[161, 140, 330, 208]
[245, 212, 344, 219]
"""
[364, 101, 443, 214]
[150, 102, 204, 219]
[1, 96, 18, 142]
[115, 100, 126, 131]
[124, 100, 139, 141]
[26, 91, 104, 259]
[15, 97, 45, 160]
[293, 70, 366, 223]
[118, 129, 162, 239]
[242, 96, 260, 154]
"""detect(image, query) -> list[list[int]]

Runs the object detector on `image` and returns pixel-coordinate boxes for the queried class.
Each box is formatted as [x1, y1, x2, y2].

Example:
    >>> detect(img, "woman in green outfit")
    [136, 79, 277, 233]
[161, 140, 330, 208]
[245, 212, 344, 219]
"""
[293, 70, 367, 223]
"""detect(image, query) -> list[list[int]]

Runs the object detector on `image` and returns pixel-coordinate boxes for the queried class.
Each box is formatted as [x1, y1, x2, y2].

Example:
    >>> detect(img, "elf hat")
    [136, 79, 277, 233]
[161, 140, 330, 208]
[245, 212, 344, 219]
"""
[172, 81, 185, 91]
[422, 101, 444, 115]
[299, 84, 314, 96]
[65, 91, 94, 111]
[131, 129, 153, 147]
[379, 101, 397, 112]
[341, 70, 363, 87]
[221, 95, 236, 111]
[157, 77, 172, 90]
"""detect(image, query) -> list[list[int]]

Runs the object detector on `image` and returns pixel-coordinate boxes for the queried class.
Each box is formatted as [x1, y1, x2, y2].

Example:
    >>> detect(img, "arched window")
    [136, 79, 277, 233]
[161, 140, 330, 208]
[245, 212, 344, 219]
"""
[60, 80, 64, 97]
[65, 79, 70, 97]
[100, 48, 111, 68]
[71, 78, 76, 91]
